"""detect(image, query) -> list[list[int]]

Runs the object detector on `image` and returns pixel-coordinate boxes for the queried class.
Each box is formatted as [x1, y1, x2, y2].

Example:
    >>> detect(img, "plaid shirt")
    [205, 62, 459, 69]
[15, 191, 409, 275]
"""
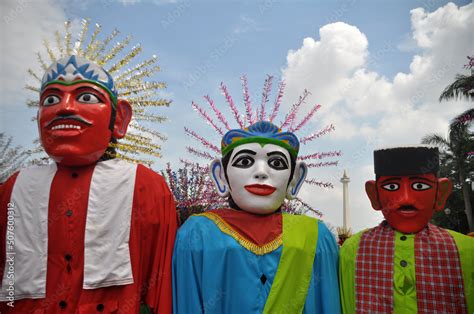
[355, 222, 467, 313]
[356, 221, 395, 313]
[415, 224, 467, 313]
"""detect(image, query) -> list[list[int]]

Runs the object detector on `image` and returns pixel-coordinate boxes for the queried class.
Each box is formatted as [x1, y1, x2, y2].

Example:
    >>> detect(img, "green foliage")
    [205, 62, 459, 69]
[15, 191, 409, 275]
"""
[439, 74, 474, 102]
[439, 56, 474, 102]
[422, 108, 473, 233]
[432, 177, 472, 233]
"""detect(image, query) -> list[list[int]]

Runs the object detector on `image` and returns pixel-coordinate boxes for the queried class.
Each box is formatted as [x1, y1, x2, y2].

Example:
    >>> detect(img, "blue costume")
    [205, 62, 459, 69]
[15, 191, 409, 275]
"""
[172, 210, 341, 313]
[174, 118, 341, 313]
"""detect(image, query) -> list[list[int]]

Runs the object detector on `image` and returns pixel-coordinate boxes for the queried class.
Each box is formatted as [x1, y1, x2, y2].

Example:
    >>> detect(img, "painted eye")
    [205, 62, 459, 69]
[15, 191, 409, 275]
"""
[42, 95, 61, 106]
[232, 156, 255, 168]
[382, 183, 400, 191]
[77, 93, 101, 104]
[412, 182, 432, 191]
[268, 157, 288, 170]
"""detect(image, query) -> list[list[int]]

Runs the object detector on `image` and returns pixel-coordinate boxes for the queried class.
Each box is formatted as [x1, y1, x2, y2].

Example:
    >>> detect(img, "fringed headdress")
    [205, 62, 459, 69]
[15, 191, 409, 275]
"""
[27, 19, 170, 166]
[183, 75, 342, 215]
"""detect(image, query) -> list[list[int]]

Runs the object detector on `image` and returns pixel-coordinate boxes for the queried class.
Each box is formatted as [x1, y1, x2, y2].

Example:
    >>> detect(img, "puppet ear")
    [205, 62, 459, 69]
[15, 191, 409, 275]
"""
[434, 178, 453, 211]
[210, 159, 230, 197]
[286, 162, 308, 200]
[365, 180, 381, 210]
[113, 99, 132, 139]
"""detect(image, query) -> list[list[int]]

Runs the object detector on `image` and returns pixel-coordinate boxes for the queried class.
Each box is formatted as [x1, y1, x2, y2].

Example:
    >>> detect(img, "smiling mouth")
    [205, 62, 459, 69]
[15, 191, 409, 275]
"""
[46, 115, 93, 135]
[245, 184, 276, 196]
[46, 115, 92, 130]
[398, 206, 417, 212]
[48, 121, 87, 134]
[51, 123, 83, 130]
[397, 206, 418, 217]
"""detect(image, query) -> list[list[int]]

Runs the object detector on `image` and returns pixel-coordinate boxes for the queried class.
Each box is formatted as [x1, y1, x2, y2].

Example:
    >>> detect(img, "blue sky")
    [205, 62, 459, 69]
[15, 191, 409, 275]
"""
[1, 0, 472, 231]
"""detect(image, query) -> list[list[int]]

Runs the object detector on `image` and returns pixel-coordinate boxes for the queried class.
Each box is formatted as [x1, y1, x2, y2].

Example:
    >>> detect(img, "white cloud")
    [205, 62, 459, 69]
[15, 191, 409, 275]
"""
[118, 0, 141, 5]
[397, 33, 421, 52]
[300, 163, 383, 232]
[0, 0, 67, 107]
[410, 3, 471, 50]
[281, 3, 473, 231]
[320, 107, 358, 140]
[282, 22, 368, 110]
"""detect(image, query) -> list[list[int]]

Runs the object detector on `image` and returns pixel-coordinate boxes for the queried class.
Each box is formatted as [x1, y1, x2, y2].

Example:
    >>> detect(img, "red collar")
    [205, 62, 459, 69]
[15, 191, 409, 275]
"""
[208, 208, 282, 246]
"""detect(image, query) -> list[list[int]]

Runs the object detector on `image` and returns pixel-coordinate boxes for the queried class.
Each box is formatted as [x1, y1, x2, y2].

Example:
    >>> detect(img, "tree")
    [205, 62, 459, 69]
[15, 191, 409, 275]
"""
[422, 108, 474, 232]
[161, 163, 225, 225]
[439, 56, 474, 102]
[0, 133, 28, 183]
[425, 56, 474, 233]
[430, 150, 471, 234]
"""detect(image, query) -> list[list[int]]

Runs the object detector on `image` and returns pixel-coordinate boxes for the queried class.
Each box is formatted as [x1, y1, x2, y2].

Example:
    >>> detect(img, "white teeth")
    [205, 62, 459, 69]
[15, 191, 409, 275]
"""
[51, 124, 81, 130]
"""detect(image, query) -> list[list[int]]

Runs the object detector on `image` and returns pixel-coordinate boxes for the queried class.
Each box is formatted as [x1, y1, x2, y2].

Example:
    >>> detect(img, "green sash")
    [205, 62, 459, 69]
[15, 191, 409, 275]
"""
[263, 214, 319, 314]
[447, 230, 474, 314]
[339, 230, 364, 314]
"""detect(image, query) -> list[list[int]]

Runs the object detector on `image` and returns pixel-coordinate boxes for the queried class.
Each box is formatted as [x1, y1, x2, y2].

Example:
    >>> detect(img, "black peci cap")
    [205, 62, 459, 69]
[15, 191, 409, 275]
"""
[374, 146, 439, 176]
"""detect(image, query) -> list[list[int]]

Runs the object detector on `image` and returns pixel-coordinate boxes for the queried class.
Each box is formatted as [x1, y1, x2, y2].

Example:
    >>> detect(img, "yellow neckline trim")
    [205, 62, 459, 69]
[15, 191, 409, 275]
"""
[196, 212, 282, 255]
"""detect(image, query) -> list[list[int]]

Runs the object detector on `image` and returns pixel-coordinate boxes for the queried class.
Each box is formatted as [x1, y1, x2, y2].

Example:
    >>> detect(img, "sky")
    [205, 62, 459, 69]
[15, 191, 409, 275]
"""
[1, 0, 472, 232]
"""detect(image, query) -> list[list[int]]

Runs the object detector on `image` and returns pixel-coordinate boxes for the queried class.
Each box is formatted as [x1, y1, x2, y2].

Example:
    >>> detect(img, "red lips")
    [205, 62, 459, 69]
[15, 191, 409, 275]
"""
[245, 184, 276, 196]
[397, 206, 418, 218]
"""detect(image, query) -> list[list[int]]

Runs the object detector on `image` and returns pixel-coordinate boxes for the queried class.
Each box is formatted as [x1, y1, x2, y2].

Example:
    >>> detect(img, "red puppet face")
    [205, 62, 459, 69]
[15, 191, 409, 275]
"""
[38, 82, 131, 166]
[365, 173, 452, 233]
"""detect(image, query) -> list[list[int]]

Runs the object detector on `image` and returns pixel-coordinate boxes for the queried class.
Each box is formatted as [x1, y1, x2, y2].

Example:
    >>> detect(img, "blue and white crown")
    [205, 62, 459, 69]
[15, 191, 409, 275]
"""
[222, 121, 300, 158]
[41, 55, 118, 102]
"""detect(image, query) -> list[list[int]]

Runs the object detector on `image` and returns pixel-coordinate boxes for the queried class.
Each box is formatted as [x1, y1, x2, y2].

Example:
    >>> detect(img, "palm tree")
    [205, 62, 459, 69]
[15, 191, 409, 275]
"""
[422, 108, 474, 232]
[439, 56, 474, 102]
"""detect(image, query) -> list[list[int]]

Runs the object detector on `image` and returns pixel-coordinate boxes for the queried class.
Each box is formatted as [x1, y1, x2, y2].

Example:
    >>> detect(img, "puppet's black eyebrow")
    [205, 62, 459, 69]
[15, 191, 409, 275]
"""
[409, 176, 435, 183]
[380, 177, 401, 184]
[231, 149, 256, 162]
[42, 87, 62, 94]
[267, 151, 289, 164]
[74, 86, 107, 101]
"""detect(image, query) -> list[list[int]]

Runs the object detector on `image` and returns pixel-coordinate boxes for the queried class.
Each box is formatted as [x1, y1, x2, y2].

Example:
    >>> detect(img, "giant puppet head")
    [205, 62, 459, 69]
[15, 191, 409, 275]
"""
[210, 121, 308, 215]
[365, 146, 453, 233]
[38, 55, 132, 166]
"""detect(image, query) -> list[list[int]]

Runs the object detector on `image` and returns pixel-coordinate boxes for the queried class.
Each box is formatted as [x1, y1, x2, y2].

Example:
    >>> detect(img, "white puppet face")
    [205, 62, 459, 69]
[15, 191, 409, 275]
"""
[211, 142, 307, 215]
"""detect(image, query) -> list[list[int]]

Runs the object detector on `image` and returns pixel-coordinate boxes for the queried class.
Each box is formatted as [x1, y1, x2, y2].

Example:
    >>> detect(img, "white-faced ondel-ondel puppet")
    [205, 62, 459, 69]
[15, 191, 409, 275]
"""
[339, 146, 473, 314]
[0, 52, 177, 312]
[173, 121, 341, 313]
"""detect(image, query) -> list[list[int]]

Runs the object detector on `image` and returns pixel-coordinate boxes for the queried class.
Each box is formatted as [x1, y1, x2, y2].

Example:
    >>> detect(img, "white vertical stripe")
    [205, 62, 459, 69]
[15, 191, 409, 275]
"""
[83, 159, 137, 289]
[0, 164, 57, 301]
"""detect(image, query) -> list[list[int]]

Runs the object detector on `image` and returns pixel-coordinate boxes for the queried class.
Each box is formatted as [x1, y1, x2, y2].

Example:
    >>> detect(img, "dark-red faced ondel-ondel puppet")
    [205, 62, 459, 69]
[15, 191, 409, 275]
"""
[0, 21, 177, 313]
[339, 146, 473, 314]
[172, 76, 341, 313]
